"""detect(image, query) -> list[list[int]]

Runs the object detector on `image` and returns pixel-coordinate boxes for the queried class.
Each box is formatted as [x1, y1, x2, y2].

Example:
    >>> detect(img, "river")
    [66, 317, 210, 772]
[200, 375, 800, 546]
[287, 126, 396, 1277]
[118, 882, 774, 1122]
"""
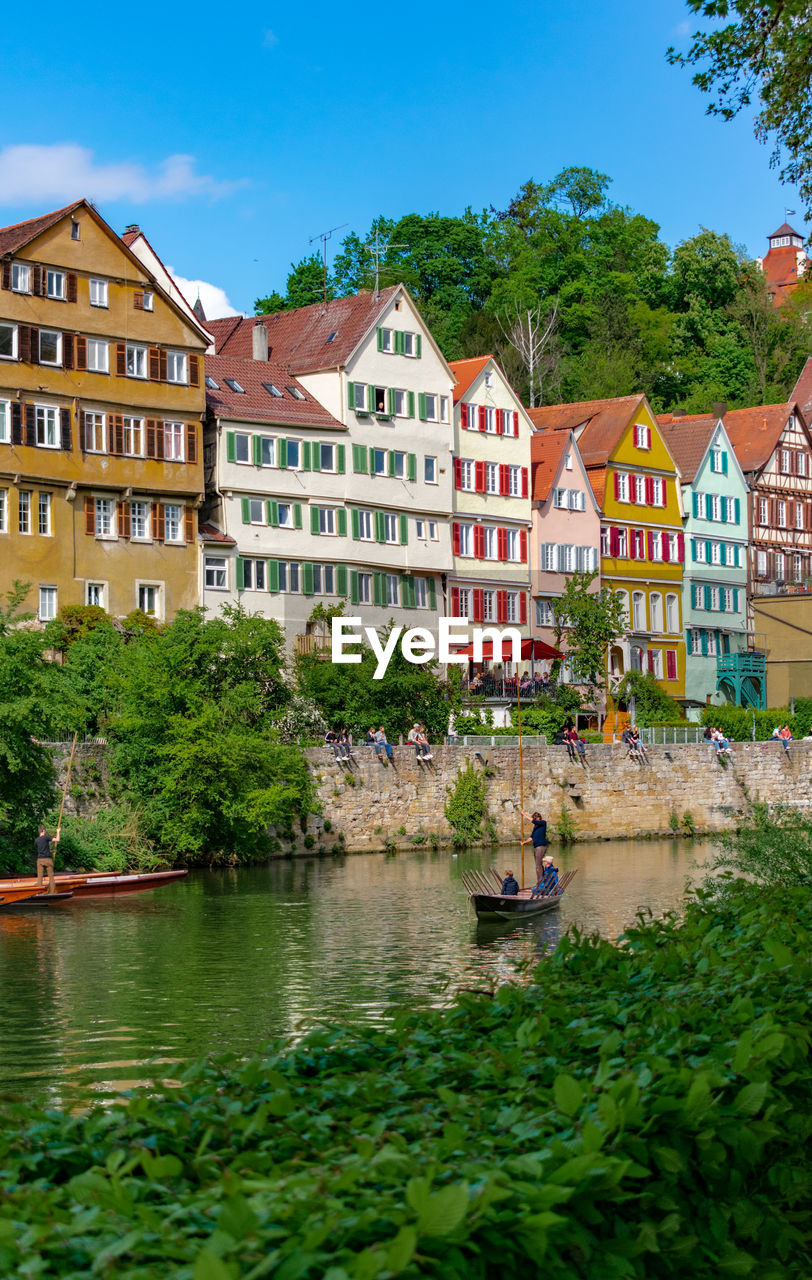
[0, 838, 711, 1108]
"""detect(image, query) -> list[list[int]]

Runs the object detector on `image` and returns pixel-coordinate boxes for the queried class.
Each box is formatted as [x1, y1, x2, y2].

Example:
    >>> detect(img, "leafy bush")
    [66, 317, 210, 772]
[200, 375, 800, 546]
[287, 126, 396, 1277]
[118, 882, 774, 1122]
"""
[712, 804, 812, 887]
[511, 686, 582, 741]
[444, 761, 489, 848]
[616, 671, 684, 726]
[53, 805, 161, 873]
[0, 881, 809, 1277]
[700, 704, 791, 742]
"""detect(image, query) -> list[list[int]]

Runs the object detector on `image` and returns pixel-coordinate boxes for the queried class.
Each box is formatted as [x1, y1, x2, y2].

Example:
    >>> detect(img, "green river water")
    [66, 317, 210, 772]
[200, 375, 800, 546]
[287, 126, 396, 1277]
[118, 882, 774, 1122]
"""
[0, 838, 710, 1109]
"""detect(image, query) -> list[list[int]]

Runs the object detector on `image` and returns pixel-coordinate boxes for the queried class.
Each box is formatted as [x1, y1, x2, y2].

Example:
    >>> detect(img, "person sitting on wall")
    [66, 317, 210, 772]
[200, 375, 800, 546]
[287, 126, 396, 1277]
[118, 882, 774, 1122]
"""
[779, 724, 794, 754]
[375, 726, 395, 764]
[337, 729, 352, 759]
[416, 724, 433, 760]
[564, 726, 578, 763]
[501, 870, 520, 895]
[629, 726, 649, 764]
[325, 729, 341, 760]
[365, 728, 378, 750]
[770, 726, 791, 754]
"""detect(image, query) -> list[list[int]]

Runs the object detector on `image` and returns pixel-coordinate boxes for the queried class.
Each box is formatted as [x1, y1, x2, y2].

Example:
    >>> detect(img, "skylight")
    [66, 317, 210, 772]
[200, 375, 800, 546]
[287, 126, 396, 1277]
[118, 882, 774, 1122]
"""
[205, 376, 220, 390]
[326, 331, 338, 343]
[224, 378, 245, 393]
[263, 383, 284, 397]
[286, 385, 306, 400]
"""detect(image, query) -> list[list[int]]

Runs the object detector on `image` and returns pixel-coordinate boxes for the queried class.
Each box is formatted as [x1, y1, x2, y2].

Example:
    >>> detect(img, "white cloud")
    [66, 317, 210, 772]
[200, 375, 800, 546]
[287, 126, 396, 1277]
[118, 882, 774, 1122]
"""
[0, 144, 243, 206]
[168, 269, 240, 320]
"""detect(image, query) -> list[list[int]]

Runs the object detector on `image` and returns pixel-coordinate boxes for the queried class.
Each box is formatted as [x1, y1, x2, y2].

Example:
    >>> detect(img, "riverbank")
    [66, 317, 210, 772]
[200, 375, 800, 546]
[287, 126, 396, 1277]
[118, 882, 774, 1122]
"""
[1, 877, 808, 1278]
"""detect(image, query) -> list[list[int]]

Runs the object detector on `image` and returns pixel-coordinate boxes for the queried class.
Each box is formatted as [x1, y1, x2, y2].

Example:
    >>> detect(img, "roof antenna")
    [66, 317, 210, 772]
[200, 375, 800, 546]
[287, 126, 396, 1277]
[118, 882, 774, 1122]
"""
[364, 231, 407, 297]
[309, 223, 348, 307]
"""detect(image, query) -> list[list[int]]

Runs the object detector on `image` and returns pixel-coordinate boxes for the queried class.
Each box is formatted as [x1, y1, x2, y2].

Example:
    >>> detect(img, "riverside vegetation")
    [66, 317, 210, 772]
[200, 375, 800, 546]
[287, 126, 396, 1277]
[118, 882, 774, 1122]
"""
[0, 823, 809, 1279]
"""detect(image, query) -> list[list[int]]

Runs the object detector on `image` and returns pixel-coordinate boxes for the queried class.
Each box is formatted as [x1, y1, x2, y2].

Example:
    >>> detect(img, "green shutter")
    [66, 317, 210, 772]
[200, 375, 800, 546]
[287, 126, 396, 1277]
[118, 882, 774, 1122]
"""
[373, 572, 386, 606]
[347, 381, 355, 411]
[704, 585, 712, 611]
[732, 588, 739, 612]
[336, 565, 347, 596]
[267, 500, 279, 527]
[428, 578, 436, 610]
[252, 435, 263, 466]
[353, 444, 368, 473]
[387, 387, 396, 416]
[277, 438, 287, 469]
[337, 508, 347, 537]
[311, 444, 321, 472]
[692, 492, 699, 519]
[720, 496, 727, 522]
[387, 451, 396, 477]
[235, 556, 245, 590]
[351, 508, 360, 540]
[375, 510, 386, 543]
[407, 453, 417, 482]
[302, 441, 312, 471]
[705, 494, 713, 520]
[302, 562, 314, 596]
[350, 570, 359, 605]
[719, 542, 726, 566]
[700, 630, 708, 656]
[407, 390, 415, 418]
[722, 451, 728, 474]
[399, 513, 408, 545]
[733, 543, 739, 567]
[293, 503, 302, 529]
[402, 575, 414, 608]
[394, 330, 404, 355]
[415, 334, 422, 358]
[337, 444, 346, 474]
[691, 538, 697, 562]
[705, 540, 712, 562]
[310, 506, 320, 535]
[734, 497, 740, 524]
[418, 392, 427, 420]
[376, 327, 383, 352]
[241, 497, 251, 524]
[268, 560, 280, 593]
[718, 588, 726, 612]
[226, 432, 236, 463]
[368, 385, 376, 416]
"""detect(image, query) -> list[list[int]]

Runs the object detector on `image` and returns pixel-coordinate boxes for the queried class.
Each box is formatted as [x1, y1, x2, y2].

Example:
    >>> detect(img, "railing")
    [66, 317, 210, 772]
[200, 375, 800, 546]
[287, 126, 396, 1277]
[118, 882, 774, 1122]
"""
[294, 633, 331, 656]
[446, 733, 548, 747]
[638, 726, 707, 745]
[36, 736, 108, 746]
[717, 652, 766, 678]
[462, 677, 554, 701]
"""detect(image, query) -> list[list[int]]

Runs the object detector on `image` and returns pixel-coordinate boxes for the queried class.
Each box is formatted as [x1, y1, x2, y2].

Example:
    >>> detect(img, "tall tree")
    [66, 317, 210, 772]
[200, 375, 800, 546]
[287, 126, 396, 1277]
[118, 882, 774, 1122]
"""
[550, 572, 628, 692]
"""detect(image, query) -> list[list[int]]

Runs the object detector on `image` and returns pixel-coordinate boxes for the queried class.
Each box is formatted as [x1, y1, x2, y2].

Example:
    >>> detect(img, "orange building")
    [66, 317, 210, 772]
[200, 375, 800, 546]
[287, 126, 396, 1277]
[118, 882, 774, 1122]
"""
[0, 200, 207, 623]
[756, 222, 808, 307]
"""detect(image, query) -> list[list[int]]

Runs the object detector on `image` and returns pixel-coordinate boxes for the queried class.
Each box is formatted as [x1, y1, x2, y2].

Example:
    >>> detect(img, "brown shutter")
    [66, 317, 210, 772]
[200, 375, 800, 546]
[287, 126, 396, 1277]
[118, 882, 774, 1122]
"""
[11, 402, 22, 444]
[76, 336, 87, 370]
[18, 326, 31, 362]
[66, 272, 77, 303]
[114, 415, 124, 456]
[159, 350, 167, 382]
[32, 264, 43, 295]
[115, 343, 126, 375]
[117, 501, 131, 538]
[189, 354, 200, 387]
[134, 291, 144, 310]
[184, 506, 194, 543]
[806, 502, 812, 532]
[156, 421, 165, 460]
[107, 417, 116, 453]
[60, 407, 72, 451]
[63, 334, 74, 369]
[84, 496, 95, 535]
[28, 327, 39, 364]
[148, 347, 161, 380]
[24, 404, 36, 446]
[146, 419, 157, 458]
[152, 501, 165, 541]
[186, 422, 198, 463]
[78, 409, 86, 450]
[1, 261, 10, 290]
[157, 502, 165, 540]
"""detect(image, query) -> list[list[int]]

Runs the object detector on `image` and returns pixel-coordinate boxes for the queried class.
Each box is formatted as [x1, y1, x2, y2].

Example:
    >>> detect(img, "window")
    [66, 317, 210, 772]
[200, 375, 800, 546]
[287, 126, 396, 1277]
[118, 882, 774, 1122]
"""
[648, 649, 663, 678]
[757, 549, 768, 576]
[616, 471, 629, 502]
[424, 393, 439, 422]
[318, 507, 336, 535]
[11, 263, 30, 293]
[130, 501, 149, 540]
[709, 586, 720, 611]
[483, 527, 497, 559]
[668, 533, 680, 561]
[428, 520, 438, 540]
[279, 561, 298, 592]
[71, 220, 81, 241]
[123, 417, 143, 456]
[711, 493, 721, 521]
[358, 510, 373, 541]
[649, 530, 662, 561]
[780, 449, 791, 474]
[277, 503, 294, 529]
[263, 383, 283, 398]
[793, 553, 804, 582]
[380, 327, 393, 352]
[710, 540, 721, 565]
[313, 564, 336, 595]
[798, 452, 808, 477]
[160, 421, 183, 461]
[164, 352, 187, 384]
[286, 386, 306, 401]
[414, 577, 428, 608]
[39, 586, 57, 621]
[508, 465, 521, 496]
[796, 502, 805, 530]
[506, 592, 519, 624]
[506, 529, 520, 561]
[142, 292, 154, 312]
[457, 523, 472, 557]
[46, 270, 65, 299]
[326, 331, 337, 344]
[666, 594, 679, 632]
[633, 423, 650, 449]
[164, 504, 184, 543]
[569, 490, 586, 511]
[484, 370, 494, 388]
[482, 590, 496, 622]
[415, 518, 425, 539]
[777, 500, 786, 528]
[775, 552, 786, 581]
[385, 574, 399, 605]
[650, 592, 663, 632]
[286, 440, 301, 470]
[652, 477, 665, 506]
[710, 447, 725, 473]
[352, 383, 367, 412]
[242, 560, 267, 591]
[39, 330, 61, 365]
[95, 498, 115, 537]
[0, 322, 17, 359]
[319, 442, 336, 471]
[86, 583, 105, 607]
[690, 630, 703, 656]
[248, 499, 265, 525]
[536, 599, 555, 627]
[403, 331, 416, 356]
[482, 406, 495, 433]
[370, 386, 387, 414]
[206, 376, 220, 390]
[224, 377, 245, 394]
[138, 585, 160, 616]
[460, 459, 474, 491]
[424, 456, 437, 484]
[86, 338, 109, 373]
[89, 278, 108, 307]
[457, 587, 471, 617]
[358, 573, 372, 605]
[758, 496, 768, 524]
[392, 451, 406, 479]
[36, 406, 59, 448]
[617, 528, 628, 557]
[126, 344, 147, 378]
[372, 448, 386, 476]
[38, 492, 51, 536]
[394, 389, 408, 416]
[0, 488, 6, 532]
[384, 513, 398, 543]
[553, 487, 566, 508]
[632, 591, 646, 631]
[485, 461, 499, 494]
[440, 396, 449, 423]
[234, 433, 251, 463]
[257, 438, 275, 467]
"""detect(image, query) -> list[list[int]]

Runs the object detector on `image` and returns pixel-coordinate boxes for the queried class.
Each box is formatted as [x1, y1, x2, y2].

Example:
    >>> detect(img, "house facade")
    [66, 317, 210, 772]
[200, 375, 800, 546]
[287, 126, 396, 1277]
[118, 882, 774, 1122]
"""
[447, 356, 533, 630]
[0, 200, 207, 623]
[204, 287, 454, 640]
[756, 222, 809, 307]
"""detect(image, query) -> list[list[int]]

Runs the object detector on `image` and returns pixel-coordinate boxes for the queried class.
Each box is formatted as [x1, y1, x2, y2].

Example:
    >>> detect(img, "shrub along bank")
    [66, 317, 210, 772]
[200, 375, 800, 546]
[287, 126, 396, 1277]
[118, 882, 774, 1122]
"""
[0, 879, 809, 1278]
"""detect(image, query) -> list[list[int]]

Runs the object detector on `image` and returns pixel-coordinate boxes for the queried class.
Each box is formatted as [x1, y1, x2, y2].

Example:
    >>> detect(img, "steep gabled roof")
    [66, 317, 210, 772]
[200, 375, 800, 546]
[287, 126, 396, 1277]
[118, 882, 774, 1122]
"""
[657, 415, 718, 484]
[723, 403, 795, 472]
[205, 355, 344, 430]
[530, 430, 571, 501]
[0, 201, 84, 256]
[208, 286, 401, 373]
[448, 355, 492, 403]
[768, 222, 802, 239]
[586, 466, 608, 508]
[790, 358, 812, 419]
[526, 395, 642, 437]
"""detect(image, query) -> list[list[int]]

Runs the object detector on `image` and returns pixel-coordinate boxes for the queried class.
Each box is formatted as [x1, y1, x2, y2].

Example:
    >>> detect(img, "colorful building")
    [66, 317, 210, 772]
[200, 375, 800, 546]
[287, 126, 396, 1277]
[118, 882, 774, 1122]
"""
[0, 200, 207, 623]
[756, 221, 809, 307]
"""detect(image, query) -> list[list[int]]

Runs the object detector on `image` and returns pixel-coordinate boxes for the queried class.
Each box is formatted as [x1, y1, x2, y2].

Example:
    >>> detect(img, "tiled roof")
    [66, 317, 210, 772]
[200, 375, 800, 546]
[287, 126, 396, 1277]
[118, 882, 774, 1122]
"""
[448, 355, 492, 403]
[207, 286, 400, 373]
[199, 522, 236, 546]
[658, 416, 717, 484]
[769, 222, 802, 239]
[790, 358, 812, 419]
[205, 355, 344, 430]
[723, 403, 793, 472]
[121, 230, 139, 247]
[530, 430, 571, 501]
[526, 395, 642, 437]
[586, 466, 608, 508]
[0, 201, 83, 256]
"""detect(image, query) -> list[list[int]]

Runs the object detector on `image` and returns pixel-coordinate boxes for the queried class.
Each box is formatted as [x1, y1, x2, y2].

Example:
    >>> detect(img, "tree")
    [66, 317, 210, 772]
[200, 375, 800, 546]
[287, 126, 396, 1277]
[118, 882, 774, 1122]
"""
[255, 253, 333, 314]
[497, 300, 560, 406]
[616, 670, 684, 726]
[668, 1, 812, 220]
[550, 572, 627, 692]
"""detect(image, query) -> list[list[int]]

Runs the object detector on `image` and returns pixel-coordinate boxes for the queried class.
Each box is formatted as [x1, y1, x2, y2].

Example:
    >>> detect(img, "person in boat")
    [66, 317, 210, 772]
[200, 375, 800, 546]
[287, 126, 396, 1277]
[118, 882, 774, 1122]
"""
[533, 855, 559, 897]
[520, 809, 548, 882]
[35, 825, 58, 894]
[501, 870, 520, 895]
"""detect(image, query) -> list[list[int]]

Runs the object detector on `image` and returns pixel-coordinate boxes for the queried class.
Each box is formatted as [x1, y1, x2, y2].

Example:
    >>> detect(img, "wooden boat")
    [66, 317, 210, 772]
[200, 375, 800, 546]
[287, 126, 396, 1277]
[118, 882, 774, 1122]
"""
[0, 890, 74, 910]
[0, 869, 187, 900]
[462, 867, 577, 921]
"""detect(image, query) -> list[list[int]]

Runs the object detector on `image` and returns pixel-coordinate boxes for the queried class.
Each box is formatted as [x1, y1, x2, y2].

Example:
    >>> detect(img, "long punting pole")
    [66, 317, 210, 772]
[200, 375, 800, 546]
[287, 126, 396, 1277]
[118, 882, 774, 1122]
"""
[56, 731, 79, 841]
[517, 671, 525, 888]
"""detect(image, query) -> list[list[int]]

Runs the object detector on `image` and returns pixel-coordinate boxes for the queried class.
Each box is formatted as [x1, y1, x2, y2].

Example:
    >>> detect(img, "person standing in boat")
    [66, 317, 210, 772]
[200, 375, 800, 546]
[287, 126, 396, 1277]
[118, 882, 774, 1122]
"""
[520, 808, 548, 882]
[35, 825, 58, 894]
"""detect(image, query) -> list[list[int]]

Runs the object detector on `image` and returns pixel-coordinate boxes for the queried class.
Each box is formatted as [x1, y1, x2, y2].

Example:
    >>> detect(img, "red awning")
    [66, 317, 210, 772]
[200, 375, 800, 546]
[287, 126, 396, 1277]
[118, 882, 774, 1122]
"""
[452, 637, 564, 660]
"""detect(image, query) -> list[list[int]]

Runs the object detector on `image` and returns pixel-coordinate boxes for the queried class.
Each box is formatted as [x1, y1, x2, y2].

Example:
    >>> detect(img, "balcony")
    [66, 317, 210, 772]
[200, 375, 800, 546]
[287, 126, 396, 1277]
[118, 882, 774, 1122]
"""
[716, 650, 766, 709]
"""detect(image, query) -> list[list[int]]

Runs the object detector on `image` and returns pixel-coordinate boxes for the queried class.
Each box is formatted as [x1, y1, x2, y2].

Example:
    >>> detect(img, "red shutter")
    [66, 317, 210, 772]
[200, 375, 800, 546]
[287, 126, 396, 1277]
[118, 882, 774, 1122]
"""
[67, 272, 77, 303]
[644, 476, 654, 505]
[646, 427, 652, 450]
[629, 530, 637, 560]
[475, 460, 486, 493]
[84, 496, 95, 535]
[499, 464, 510, 496]
[32, 265, 43, 295]
[520, 593, 527, 624]
[451, 586, 461, 615]
[472, 589, 484, 622]
[609, 527, 619, 556]
[613, 472, 620, 500]
[666, 649, 677, 680]
[78, 409, 86, 450]
[461, 403, 468, 429]
[18, 326, 31, 363]
[115, 343, 126, 375]
[478, 405, 486, 432]
[497, 527, 508, 561]
[115, 416, 124, 456]
[134, 291, 144, 309]
[521, 467, 528, 498]
[159, 350, 168, 382]
[677, 532, 685, 563]
[28, 327, 39, 364]
[117, 501, 130, 538]
[520, 530, 528, 562]
[185, 506, 195, 543]
[155, 421, 165, 461]
[189, 354, 200, 387]
[647, 530, 655, 560]
[452, 523, 461, 555]
[146, 420, 157, 458]
[496, 409, 503, 436]
[647, 649, 656, 674]
[453, 457, 462, 490]
[473, 525, 485, 559]
[496, 590, 507, 624]
[513, 411, 519, 437]
[661, 533, 670, 563]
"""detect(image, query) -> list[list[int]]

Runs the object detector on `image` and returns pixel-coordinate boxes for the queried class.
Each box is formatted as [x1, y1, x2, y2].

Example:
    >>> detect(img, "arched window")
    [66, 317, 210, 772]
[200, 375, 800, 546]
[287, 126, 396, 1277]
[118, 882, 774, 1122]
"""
[650, 592, 663, 632]
[609, 645, 624, 677]
[632, 591, 646, 631]
[631, 646, 643, 672]
[665, 593, 679, 632]
[615, 589, 630, 628]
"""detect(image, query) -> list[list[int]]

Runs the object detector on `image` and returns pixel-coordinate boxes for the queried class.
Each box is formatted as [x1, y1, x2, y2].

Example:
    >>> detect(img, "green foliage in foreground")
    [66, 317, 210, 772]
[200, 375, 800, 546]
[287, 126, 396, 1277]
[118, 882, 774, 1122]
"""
[1, 881, 809, 1278]
[53, 805, 161, 874]
[714, 804, 812, 888]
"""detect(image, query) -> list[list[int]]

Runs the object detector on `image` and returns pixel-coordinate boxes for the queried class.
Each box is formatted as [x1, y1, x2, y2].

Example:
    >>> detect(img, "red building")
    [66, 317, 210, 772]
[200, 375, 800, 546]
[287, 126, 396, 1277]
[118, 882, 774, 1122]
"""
[757, 222, 808, 307]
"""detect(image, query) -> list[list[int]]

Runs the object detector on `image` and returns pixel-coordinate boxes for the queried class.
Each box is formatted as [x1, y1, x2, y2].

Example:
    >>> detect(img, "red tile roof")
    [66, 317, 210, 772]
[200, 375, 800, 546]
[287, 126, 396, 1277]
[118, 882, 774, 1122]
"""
[586, 466, 607, 508]
[199, 522, 236, 546]
[208, 286, 401, 374]
[530, 430, 571, 501]
[205, 355, 344, 430]
[761, 244, 808, 302]
[526, 395, 642, 437]
[448, 355, 492, 403]
[723, 403, 794, 472]
[0, 201, 83, 256]
[658, 416, 717, 484]
[791, 358, 812, 419]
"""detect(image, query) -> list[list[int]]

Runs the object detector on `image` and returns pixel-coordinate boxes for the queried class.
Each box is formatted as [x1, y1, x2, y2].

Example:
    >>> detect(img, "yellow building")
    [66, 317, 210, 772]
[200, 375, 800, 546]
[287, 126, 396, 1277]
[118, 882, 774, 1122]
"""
[0, 199, 207, 622]
[528, 395, 686, 704]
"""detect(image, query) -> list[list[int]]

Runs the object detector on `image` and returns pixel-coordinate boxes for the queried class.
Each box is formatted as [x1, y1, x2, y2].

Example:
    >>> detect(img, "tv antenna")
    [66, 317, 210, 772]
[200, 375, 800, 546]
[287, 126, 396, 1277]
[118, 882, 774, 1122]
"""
[365, 230, 407, 297]
[309, 223, 348, 306]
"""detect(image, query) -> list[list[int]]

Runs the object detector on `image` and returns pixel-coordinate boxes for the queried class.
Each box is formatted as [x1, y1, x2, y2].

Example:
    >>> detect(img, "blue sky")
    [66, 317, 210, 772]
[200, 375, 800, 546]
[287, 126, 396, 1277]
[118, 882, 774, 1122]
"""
[1, 0, 802, 317]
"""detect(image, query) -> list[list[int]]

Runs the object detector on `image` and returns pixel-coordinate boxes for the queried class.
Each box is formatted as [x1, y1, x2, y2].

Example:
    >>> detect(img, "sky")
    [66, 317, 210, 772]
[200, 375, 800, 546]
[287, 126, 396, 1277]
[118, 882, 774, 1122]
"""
[1, 0, 803, 319]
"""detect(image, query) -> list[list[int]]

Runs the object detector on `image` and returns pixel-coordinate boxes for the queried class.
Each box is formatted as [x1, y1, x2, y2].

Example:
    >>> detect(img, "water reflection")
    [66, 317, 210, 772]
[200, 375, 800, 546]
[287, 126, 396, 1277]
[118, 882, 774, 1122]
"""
[0, 838, 707, 1108]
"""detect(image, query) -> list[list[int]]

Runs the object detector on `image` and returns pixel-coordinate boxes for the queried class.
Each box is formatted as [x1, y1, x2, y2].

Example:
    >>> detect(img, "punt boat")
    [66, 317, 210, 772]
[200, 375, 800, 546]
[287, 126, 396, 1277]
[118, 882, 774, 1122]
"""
[0, 869, 187, 900]
[462, 866, 577, 921]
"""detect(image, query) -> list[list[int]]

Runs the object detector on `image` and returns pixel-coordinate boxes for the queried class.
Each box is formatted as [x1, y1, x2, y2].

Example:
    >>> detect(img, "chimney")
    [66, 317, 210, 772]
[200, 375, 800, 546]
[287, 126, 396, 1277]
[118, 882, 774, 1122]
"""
[123, 224, 140, 236]
[712, 400, 727, 418]
[671, 409, 685, 419]
[252, 322, 268, 362]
